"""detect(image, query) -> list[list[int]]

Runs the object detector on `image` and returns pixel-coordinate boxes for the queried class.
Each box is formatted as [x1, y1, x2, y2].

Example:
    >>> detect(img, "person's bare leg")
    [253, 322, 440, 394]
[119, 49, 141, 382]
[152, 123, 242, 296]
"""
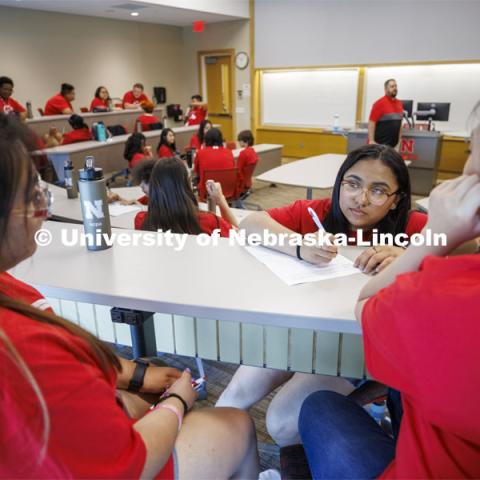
[216, 365, 293, 410]
[116, 390, 158, 419]
[175, 407, 260, 479]
[266, 373, 355, 447]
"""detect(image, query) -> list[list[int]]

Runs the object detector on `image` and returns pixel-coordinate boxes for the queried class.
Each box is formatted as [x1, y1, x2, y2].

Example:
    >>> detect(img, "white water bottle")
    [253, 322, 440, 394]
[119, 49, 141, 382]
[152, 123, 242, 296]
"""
[333, 114, 340, 132]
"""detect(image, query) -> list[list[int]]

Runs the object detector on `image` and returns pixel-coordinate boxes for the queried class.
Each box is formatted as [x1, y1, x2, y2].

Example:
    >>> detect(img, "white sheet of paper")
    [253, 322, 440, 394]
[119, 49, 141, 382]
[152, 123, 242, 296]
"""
[108, 203, 141, 217]
[245, 246, 359, 286]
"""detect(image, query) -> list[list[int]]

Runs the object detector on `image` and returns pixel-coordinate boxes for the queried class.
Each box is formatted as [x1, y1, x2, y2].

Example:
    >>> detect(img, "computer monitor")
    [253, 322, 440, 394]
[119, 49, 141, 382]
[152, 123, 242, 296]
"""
[398, 99, 413, 117]
[416, 102, 450, 121]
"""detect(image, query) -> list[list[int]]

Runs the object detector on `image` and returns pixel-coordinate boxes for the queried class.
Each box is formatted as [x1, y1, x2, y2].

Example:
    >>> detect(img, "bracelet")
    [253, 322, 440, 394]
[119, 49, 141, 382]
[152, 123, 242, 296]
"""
[296, 244, 303, 261]
[153, 393, 188, 417]
[152, 404, 183, 432]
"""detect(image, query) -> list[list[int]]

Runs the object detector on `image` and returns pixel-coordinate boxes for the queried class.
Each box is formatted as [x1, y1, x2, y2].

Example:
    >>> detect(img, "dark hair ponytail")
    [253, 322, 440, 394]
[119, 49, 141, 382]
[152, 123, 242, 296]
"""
[143, 158, 203, 234]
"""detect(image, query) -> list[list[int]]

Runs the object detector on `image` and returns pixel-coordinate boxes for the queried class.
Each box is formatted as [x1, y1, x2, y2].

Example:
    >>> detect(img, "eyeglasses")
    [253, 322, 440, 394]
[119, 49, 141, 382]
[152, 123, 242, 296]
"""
[12, 176, 53, 218]
[340, 180, 399, 207]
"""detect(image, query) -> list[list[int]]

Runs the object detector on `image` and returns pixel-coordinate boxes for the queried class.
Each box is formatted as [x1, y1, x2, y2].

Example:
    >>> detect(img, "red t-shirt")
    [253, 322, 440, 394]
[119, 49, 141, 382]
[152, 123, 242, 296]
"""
[237, 146, 258, 191]
[122, 91, 148, 108]
[369, 95, 404, 147]
[90, 97, 109, 112]
[186, 106, 207, 126]
[157, 144, 176, 158]
[0, 96, 26, 115]
[44, 94, 73, 116]
[187, 133, 202, 151]
[134, 210, 231, 236]
[195, 146, 235, 199]
[137, 114, 160, 131]
[138, 195, 149, 205]
[129, 152, 152, 170]
[267, 198, 427, 240]
[362, 255, 480, 478]
[0, 345, 71, 478]
[0, 272, 174, 479]
[62, 128, 93, 145]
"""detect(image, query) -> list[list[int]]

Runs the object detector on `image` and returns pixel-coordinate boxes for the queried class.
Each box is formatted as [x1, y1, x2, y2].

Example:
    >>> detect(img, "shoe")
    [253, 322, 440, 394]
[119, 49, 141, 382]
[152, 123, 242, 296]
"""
[258, 469, 281, 480]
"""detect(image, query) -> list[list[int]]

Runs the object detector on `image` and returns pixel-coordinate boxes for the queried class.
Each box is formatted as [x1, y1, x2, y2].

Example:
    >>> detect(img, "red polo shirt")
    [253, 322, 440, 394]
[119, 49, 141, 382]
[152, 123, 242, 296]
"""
[90, 97, 109, 112]
[62, 128, 93, 145]
[0, 96, 26, 115]
[362, 255, 480, 478]
[237, 146, 258, 191]
[186, 106, 207, 126]
[267, 198, 427, 240]
[369, 95, 404, 147]
[122, 91, 148, 108]
[44, 94, 73, 116]
[157, 144, 176, 158]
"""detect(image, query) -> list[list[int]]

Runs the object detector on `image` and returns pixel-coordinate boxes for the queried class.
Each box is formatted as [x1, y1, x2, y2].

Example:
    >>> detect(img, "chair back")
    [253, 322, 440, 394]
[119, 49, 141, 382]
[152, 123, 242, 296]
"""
[202, 167, 239, 201]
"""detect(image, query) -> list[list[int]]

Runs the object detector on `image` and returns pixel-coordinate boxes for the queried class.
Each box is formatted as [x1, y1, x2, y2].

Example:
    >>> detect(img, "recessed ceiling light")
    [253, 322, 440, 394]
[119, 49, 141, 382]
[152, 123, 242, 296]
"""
[130, 11, 139, 16]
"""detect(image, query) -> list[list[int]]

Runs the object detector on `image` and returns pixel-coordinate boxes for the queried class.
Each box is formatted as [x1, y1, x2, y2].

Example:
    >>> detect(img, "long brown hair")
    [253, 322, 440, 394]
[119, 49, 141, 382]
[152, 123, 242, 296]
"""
[0, 113, 120, 377]
[142, 157, 203, 234]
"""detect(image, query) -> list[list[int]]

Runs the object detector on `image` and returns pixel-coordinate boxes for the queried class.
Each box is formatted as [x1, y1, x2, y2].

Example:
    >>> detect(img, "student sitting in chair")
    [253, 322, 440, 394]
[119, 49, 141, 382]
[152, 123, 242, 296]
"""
[134, 157, 238, 235]
[187, 119, 212, 151]
[124, 133, 153, 170]
[193, 128, 235, 200]
[236, 130, 258, 194]
[122, 83, 149, 110]
[217, 144, 428, 451]
[136, 101, 162, 131]
[156, 128, 178, 158]
[184, 94, 207, 126]
[44, 83, 75, 116]
[90, 86, 113, 112]
[299, 118, 480, 479]
[0, 113, 261, 480]
[43, 114, 92, 147]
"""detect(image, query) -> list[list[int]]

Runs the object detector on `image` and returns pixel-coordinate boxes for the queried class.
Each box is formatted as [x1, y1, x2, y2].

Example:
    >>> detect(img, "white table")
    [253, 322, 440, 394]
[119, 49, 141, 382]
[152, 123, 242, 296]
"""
[233, 144, 283, 176]
[35, 125, 201, 182]
[256, 153, 411, 200]
[416, 197, 429, 212]
[49, 185, 253, 229]
[12, 221, 369, 377]
[256, 154, 347, 199]
[26, 106, 163, 137]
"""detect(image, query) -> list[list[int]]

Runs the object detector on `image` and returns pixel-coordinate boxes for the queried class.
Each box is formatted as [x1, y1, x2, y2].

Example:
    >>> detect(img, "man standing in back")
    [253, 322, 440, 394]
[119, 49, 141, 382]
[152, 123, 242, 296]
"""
[368, 79, 404, 148]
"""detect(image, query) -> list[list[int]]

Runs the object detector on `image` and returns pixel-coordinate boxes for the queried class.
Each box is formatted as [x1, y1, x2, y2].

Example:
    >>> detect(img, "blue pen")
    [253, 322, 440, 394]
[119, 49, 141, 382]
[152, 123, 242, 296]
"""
[307, 207, 325, 232]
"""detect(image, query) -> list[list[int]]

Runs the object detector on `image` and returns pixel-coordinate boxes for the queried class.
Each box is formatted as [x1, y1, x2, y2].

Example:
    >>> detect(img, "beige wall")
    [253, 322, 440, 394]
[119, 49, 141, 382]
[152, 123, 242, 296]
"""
[181, 20, 251, 134]
[0, 6, 185, 114]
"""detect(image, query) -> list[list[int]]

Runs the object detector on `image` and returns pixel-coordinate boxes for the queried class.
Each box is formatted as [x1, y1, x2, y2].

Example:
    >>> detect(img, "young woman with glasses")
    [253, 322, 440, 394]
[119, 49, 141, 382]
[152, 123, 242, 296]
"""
[216, 144, 428, 450]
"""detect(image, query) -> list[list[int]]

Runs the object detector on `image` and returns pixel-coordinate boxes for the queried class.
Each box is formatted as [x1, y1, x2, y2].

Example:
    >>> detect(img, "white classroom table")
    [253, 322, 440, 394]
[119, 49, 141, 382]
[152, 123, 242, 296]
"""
[26, 106, 164, 137]
[49, 185, 253, 229]
[12, 221, 369, 377]
[35, 125, 201, 182]
[233, 144, 283, 176]
[416, 197, 429, 212]
[256, 153, 412, 200]
[256, 154, 347, 199]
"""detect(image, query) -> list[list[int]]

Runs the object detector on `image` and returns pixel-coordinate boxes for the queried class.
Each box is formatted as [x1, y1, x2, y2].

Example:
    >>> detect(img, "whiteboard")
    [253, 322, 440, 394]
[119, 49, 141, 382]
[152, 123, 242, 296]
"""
[261, 69, 359, 129]
[364, 63, 480, 133]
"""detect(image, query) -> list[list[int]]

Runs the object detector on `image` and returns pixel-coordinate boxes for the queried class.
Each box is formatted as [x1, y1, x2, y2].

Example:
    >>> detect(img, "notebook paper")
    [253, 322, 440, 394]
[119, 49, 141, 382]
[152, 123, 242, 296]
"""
[108, 203, 141, 217]
[245, 246, 359, 286]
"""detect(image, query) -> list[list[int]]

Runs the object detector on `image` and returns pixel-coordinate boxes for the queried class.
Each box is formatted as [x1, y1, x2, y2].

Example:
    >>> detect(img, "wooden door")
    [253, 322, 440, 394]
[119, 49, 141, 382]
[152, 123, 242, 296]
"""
[202, 54, 234, 141]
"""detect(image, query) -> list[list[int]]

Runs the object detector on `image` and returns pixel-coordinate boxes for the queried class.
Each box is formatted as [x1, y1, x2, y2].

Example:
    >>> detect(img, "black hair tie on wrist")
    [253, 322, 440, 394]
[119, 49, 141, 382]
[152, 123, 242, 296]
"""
[296, 244, 303, 261]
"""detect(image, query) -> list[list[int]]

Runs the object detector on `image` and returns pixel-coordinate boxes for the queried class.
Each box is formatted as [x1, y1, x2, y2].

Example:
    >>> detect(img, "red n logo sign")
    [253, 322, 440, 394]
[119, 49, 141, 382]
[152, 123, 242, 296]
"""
[401, 139, 414, 154]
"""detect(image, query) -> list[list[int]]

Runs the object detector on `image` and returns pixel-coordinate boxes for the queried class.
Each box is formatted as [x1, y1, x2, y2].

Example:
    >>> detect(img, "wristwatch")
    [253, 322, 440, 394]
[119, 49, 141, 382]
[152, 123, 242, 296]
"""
[128, 358, 149, 392]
